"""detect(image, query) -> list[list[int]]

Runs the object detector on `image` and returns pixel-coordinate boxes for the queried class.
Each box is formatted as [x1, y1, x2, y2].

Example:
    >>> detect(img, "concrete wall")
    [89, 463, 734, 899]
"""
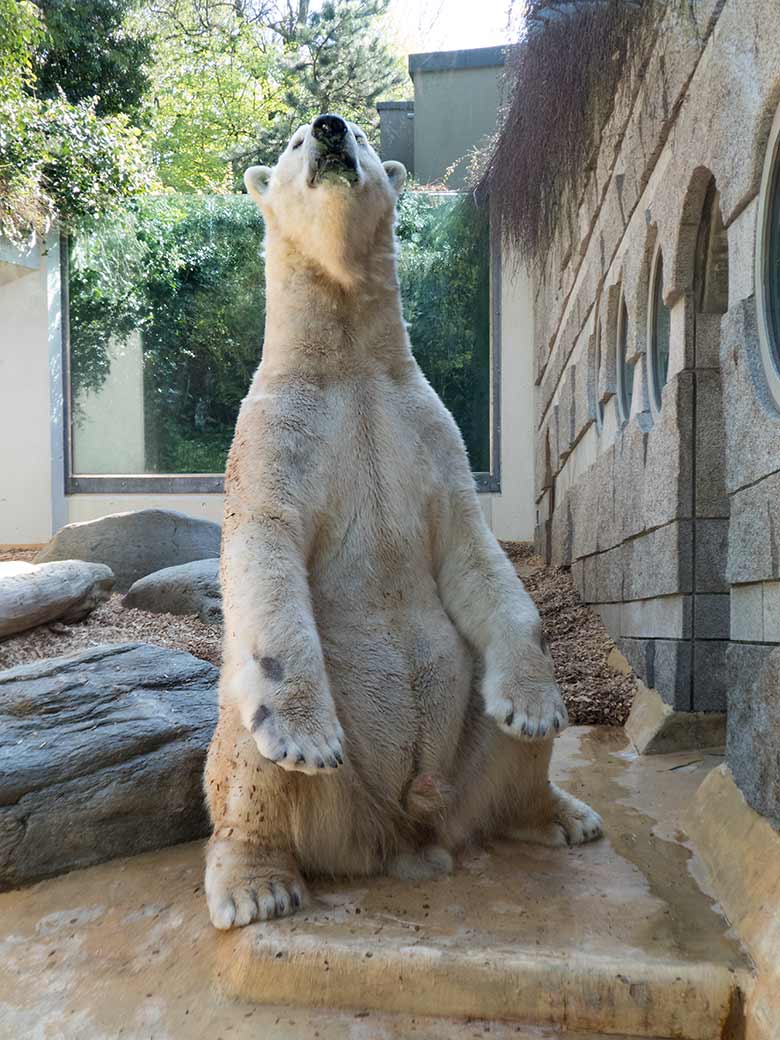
[376, 101, 415, 174]
[532, 0, 780, 820]
[408, 47, 505, 188]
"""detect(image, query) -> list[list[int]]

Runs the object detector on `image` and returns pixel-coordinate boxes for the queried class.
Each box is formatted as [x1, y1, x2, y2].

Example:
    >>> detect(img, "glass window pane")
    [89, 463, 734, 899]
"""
[68, 192, 492, 477]
[652, 253, 671, 408]
[397, 193, 491, 473]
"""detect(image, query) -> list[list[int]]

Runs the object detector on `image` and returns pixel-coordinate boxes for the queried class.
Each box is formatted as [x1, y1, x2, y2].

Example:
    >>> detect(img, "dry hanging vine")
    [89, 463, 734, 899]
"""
[476, 0, 667, 263]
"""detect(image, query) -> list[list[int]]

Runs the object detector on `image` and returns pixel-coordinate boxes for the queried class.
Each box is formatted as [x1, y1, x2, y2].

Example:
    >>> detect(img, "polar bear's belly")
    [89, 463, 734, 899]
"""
[311, 551, 474, 778]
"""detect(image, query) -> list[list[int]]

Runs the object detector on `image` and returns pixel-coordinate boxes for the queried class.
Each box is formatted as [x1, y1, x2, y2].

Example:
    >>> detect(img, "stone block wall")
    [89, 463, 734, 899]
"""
[529, 0, 780, 820]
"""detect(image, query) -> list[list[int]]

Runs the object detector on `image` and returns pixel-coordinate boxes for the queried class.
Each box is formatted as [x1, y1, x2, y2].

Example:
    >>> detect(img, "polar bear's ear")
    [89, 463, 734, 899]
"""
[383, 161, 406, 197]
[244, 165, 272, 206]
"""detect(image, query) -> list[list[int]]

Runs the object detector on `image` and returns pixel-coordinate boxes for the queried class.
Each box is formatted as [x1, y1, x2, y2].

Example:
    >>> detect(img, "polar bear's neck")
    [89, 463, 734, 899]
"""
[260, 224, 413, 377]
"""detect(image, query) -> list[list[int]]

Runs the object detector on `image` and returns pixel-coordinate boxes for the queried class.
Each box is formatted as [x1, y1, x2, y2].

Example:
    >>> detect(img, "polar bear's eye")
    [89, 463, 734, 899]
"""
[292, 138, 303, 150]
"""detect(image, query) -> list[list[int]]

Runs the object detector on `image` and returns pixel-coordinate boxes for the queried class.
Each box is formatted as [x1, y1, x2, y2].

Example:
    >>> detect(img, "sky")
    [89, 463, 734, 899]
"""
[386, 0, 520, 55]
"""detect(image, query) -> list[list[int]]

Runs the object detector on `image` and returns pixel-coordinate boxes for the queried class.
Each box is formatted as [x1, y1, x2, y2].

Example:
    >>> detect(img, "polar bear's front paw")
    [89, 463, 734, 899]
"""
[483, 678, 568, 741]
[250, 700, 344, 775]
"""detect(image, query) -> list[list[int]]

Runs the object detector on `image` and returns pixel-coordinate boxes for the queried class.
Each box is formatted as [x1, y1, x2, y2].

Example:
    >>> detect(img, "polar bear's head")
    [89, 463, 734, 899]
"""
[245, 114, 406, 291]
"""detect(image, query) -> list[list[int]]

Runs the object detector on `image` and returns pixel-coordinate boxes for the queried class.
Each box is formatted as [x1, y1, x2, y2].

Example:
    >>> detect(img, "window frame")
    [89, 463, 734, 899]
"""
[62, 202, 502, 495]
[615, 289, 634, 425]
[646, 243, 670, 417]
[755, 101, 780, 411]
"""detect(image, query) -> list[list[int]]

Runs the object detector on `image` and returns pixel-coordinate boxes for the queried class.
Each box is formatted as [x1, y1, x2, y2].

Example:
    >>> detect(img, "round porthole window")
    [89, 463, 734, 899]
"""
[756, 101, 780, 410]
[648, 247, 671, 413]
[616, 294, 633, 424]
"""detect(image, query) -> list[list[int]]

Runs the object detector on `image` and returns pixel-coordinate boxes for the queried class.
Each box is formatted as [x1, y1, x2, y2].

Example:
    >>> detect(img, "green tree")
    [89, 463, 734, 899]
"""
[0, 0, 153, 242]
[33, 0, 152, 118]
[0, 0, 42, 97]
[242, 0, 406, 168]
[139, 0, 405, 189]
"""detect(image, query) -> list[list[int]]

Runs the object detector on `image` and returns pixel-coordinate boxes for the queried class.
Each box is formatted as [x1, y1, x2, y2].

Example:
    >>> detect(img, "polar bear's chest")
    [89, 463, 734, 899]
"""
[313, 377, 438, 580]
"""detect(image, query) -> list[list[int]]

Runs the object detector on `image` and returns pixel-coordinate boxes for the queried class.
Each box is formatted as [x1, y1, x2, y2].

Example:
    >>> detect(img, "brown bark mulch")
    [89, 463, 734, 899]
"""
[503, 542, 636, 726]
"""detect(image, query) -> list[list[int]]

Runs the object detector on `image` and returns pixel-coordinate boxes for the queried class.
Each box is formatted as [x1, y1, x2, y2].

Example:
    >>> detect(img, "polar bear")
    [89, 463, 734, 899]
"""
[204, 113, 602, 930]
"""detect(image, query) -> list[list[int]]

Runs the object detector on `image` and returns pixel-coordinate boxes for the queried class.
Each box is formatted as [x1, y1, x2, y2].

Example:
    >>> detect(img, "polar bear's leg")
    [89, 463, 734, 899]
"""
[505, 791, 603, 847]
[448, 726, 604, 851]
[204, 703, 310, 929]
[544, 784, 604, 845]
[221, 511, 344, 774]
[434, 481, 567, 742]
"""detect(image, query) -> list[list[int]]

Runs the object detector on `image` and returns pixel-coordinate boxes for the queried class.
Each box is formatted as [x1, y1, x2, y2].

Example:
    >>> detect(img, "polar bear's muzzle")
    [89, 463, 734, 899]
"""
[308, 113, 360, 188]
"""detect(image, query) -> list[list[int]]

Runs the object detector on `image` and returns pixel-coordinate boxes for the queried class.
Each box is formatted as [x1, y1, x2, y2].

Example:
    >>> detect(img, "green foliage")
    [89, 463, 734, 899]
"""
[139, 0, 405, 190]
[0, 0, 41, 97]
[0, 0, 153, 243]
[245, 0, 406, 169]
[34, 0, 153, 117]
[69, 192, 491, 474]
[0, 93, 153, 244]
[70, 195, 265, 471]
[397, 193, 491, 472]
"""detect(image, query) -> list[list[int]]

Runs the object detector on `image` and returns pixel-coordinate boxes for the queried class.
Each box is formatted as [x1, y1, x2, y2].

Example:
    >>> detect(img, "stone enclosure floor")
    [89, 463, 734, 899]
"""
[0, 728, 748, 1040]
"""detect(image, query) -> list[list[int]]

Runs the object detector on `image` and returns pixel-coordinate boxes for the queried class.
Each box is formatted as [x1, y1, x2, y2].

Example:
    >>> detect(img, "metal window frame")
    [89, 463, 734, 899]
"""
[63, 201, 502, 496]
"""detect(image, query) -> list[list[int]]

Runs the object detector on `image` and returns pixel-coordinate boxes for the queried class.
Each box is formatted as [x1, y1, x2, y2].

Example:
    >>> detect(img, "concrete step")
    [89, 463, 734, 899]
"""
[0, 729, 750, 1040]
[217, 729, 750, 1040]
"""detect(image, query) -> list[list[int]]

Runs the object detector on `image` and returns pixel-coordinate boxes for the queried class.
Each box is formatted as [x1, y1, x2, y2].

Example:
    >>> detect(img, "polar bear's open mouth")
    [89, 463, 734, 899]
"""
[309, 151, 360, 188]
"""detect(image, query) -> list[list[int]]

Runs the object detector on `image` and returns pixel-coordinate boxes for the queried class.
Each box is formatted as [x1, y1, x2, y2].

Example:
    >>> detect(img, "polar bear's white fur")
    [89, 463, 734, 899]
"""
[204, 115, 603, 930]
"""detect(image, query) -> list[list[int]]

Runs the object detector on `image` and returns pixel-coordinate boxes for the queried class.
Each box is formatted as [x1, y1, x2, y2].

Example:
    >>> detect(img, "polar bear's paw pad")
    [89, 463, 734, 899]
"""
[251, 702, 345, 775]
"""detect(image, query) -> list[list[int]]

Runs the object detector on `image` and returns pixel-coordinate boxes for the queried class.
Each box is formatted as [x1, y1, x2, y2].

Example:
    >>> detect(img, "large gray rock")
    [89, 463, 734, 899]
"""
[36, 509, 222, 592]
[0, 560, 114, 638]
[0, 642, 218, 890]
[124, 558, 222, 624]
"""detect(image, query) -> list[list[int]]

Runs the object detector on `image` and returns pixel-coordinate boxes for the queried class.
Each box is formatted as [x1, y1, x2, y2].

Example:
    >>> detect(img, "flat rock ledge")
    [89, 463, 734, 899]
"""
[36, 509, 222, 592]
[0, 642, 218, 890]
[124, 558, 222, 624]
[0, 560, 114, 639]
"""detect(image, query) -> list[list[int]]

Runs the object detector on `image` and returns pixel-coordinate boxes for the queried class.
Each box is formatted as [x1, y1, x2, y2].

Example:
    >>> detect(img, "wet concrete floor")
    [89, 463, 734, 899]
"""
[0, 728, 749, 1039]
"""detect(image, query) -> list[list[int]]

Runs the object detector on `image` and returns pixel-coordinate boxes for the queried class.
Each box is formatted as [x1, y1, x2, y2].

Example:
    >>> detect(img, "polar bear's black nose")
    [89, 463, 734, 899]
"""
[312, 114, 348, 146]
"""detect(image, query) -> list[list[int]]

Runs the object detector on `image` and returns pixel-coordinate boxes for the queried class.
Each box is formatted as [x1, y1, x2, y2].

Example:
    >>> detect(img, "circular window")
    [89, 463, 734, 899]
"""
[616, 294, 634, 423]
[648, 248, 671, 413]
[756, 101, 780, 410]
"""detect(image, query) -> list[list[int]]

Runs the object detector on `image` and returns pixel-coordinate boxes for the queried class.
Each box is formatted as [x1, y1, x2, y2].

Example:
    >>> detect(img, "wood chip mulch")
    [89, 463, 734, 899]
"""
[1, 543, 636, 726]
[503, 543, 637, 726]
[0, 592, 222, 671]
